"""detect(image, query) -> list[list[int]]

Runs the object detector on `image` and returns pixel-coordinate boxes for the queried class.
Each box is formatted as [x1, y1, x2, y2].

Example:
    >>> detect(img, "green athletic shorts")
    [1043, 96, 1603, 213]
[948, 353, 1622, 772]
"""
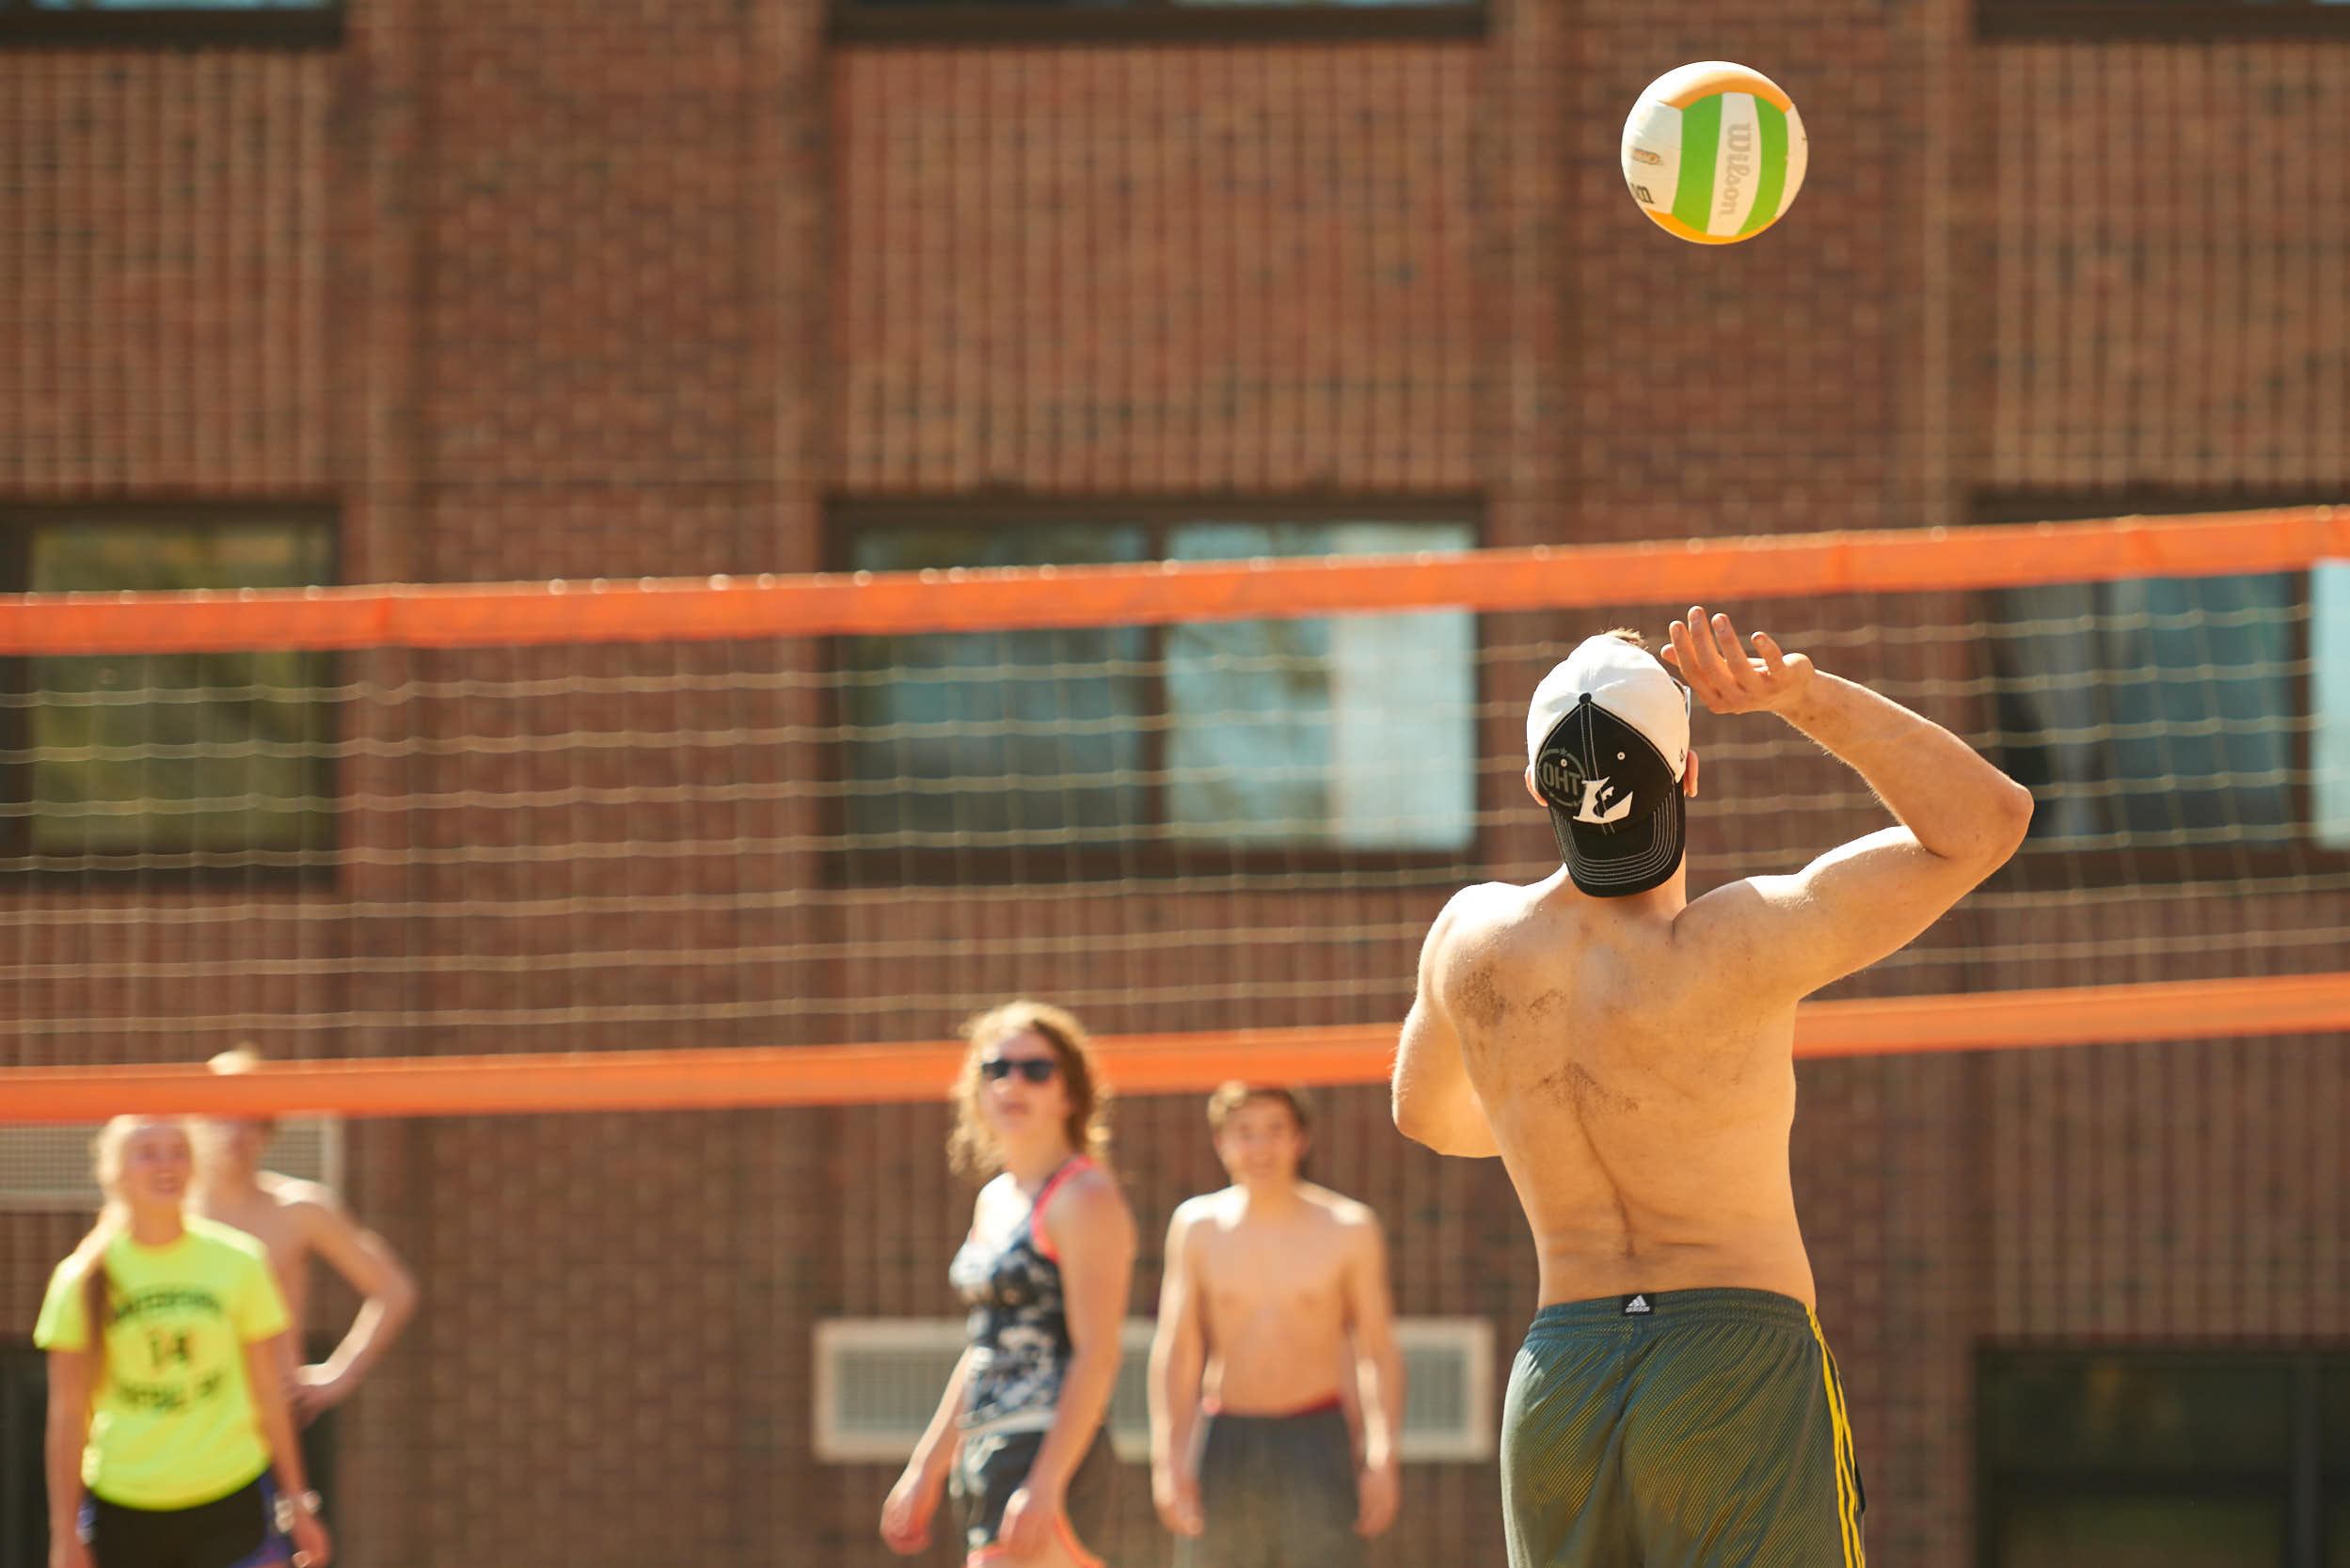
[1501, 1288, 1865, 1568]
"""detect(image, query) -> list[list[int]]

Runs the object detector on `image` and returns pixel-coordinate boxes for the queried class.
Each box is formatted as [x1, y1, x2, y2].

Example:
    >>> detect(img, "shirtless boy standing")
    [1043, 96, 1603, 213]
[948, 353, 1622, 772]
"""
[1149, 1085, 1405, 1568]
[189, 1046, 420, 1550]
[1393, 612, 2032, 1568]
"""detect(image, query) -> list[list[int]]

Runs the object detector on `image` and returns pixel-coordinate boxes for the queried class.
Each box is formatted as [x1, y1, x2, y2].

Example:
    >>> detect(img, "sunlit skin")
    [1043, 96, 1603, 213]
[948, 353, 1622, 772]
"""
[1149, 1096, 1405, 1543]
[45, 1117, 333, 1568]
[881, 1028, 1138, 1567]
[1394, 608, 2033, 1311]
[190, 1113, 419, 1426]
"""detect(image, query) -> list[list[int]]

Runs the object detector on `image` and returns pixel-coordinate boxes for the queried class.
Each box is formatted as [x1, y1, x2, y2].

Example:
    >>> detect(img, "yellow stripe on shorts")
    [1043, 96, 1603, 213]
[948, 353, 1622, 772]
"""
[1807, 1307, 1865, 1568]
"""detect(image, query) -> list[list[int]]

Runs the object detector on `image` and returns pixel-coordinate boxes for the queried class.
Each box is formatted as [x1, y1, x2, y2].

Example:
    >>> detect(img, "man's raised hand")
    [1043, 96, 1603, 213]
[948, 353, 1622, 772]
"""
[1664, 607, 1815, 717]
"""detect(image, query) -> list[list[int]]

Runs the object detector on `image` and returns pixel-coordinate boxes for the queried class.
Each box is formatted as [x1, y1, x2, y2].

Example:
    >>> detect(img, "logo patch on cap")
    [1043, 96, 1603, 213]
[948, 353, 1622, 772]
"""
[1573, 774, 1633, 826]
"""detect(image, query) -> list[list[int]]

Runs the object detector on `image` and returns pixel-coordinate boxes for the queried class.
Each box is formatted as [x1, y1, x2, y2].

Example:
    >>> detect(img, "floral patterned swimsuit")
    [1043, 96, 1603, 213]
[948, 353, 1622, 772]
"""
[949, 1156, 1093, 1433]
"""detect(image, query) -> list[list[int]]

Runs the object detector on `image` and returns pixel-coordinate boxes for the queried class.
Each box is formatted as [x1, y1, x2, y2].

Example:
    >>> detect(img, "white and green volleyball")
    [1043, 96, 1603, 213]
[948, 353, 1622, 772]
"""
[1620, 62, 1807, 245]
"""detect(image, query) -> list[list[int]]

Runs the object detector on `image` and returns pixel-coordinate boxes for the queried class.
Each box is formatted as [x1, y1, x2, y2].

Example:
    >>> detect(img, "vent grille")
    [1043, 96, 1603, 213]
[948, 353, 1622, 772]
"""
[0, 1118, 342, 1210]
[814, 1317, 1493, 1464]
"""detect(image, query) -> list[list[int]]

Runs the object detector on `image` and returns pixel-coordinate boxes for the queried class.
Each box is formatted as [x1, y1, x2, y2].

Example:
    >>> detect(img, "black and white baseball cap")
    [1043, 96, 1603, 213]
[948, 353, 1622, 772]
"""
[1525, 636, 1692, 897]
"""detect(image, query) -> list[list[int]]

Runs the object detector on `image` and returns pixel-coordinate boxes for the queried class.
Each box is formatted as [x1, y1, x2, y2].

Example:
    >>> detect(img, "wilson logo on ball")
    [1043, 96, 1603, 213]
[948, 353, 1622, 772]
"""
[1619, 61, 1807, 245]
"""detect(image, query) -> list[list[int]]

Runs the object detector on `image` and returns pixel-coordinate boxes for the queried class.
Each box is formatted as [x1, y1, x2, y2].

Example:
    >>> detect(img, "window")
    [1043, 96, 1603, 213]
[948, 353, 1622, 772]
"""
[1973, 495, 2341, 880]
[0, 510, 338, 875]
[1984, 573, 2298, 849]
[0, 0, 338, 47]
[834, 506, 1479, 879]
[1978, 1349, 2350, 1568]
[1977, 0, 2350, 41]
[2316, 564, 2350, 852]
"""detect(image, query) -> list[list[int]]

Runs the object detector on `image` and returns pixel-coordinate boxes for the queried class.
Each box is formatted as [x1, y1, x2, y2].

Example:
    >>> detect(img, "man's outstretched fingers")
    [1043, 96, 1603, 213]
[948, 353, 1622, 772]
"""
[1685, 607, 1730, 683]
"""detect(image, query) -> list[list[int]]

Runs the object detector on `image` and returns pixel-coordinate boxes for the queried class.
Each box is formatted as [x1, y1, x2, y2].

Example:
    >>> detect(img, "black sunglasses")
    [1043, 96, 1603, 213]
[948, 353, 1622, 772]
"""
[979, 1056, 1059, 1085]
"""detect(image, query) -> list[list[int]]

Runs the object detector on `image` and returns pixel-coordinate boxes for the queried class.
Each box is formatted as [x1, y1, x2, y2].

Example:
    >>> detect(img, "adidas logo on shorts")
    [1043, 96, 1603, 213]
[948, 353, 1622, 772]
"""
[1622, 1293, 1653, 1315]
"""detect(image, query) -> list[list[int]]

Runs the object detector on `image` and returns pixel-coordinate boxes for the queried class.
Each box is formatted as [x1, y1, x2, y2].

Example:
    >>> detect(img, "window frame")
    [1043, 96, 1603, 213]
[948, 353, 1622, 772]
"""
[0, 500, 343, 888]
[1970, 490, 2350, 895]
[1977, 1, 2350, 42]
[0, 1, 340, 49]
[830, 1, 1481, 48]
[1976, 1345, 2347, 1568]
[822, 494, 1488, 887]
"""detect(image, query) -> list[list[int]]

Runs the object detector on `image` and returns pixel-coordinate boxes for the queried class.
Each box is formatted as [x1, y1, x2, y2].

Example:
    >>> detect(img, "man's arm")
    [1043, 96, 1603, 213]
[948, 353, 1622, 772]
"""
[1667, 607, 2034, 1001]
[1392, 891, 1501, 1158]
[289, 1184, 419, 1419]
[1146, 1204, 1208, 1538]
[1342, 1212, 1405, 1539]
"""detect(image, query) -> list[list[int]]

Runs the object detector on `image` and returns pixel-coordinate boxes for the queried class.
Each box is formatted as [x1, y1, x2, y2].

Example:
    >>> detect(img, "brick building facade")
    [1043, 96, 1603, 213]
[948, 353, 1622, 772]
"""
[3, 1, 2346, 1566]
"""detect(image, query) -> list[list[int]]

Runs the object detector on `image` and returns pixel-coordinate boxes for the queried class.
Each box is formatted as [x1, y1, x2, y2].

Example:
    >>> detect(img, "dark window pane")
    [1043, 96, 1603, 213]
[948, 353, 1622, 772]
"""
[1985, 575, 2298, 848]
[24, 523, 335, 858]
[1982, 1356, 2294, 1472]
[1162, 522, 1474, 851]
[1996, 1497, 2282, 1568]
[841, 526, 1151, 852]
[837, 517, 1476, 856]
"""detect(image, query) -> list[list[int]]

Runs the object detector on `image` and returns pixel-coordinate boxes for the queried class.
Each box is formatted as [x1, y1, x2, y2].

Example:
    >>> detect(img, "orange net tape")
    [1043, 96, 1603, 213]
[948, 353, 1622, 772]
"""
[5, 974, 2346, 1123]
[1, 508, 2342, 653]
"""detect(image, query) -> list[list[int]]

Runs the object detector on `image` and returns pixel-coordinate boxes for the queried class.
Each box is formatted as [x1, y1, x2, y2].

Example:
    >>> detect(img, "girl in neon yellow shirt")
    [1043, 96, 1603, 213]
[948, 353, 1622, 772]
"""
[35, 1117, 331, 1568]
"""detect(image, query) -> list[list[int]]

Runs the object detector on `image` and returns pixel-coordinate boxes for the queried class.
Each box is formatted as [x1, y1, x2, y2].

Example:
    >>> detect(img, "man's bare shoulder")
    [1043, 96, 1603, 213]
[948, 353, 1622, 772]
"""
[256, 1171, 345, 1217]
[1429, 878, 1550, 967]
[1295, 1182, 1380, 1232]
[1167, 1191, 1228, 1234]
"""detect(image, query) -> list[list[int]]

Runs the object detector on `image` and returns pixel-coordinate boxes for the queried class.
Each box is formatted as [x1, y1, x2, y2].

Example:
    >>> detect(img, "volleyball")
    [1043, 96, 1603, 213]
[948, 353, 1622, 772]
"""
[1620, 61, 1807, 245]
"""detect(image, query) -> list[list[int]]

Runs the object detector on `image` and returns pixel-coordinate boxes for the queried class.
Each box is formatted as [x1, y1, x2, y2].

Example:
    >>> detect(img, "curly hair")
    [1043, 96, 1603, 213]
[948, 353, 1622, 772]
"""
[946, 999, 1113, 1182]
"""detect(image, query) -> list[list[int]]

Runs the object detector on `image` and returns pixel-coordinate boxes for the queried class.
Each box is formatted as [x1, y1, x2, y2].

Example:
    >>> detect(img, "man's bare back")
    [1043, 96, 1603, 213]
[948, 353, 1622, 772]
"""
[1432, 878, 1817, 1308]
[1179, 1182, 1377, 1412]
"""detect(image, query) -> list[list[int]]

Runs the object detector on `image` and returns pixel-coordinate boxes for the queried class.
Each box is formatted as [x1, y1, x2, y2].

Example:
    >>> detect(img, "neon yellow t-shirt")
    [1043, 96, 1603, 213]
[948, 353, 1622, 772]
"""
[32, 1217, 291, 1510]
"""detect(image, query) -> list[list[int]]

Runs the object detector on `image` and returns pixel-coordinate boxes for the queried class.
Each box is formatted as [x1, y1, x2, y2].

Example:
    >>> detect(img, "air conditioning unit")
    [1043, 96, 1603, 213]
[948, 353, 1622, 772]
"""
[813, 1316, 1494, 1465]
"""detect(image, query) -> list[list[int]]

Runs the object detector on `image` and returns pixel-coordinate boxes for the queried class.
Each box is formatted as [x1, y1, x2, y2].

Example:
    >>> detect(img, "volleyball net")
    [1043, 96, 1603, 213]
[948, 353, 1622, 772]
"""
[4, 504, 2348, 1568]
[2, 505, 2348, 1113]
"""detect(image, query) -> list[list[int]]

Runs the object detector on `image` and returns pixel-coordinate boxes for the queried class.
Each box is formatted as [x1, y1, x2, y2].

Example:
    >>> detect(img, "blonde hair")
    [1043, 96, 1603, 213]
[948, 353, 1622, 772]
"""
[946, 1000, 1113, 1182]
[67, 1117, 182, 1389]
[207, 1041, 264, 1075]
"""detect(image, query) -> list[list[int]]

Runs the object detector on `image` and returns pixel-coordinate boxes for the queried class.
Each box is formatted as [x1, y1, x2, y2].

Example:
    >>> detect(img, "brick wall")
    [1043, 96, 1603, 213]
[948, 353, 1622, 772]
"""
[4, 1, 2347, 1566]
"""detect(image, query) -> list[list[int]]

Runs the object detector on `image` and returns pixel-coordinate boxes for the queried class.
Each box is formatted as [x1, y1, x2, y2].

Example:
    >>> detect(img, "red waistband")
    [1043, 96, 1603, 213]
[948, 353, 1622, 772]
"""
[1204, 1392, 1347, 1421]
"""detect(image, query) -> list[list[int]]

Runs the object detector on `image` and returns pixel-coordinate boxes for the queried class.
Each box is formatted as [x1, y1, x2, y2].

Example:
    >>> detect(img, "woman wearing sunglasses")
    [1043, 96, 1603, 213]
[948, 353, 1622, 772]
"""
[882, 1000, 1137, 1567]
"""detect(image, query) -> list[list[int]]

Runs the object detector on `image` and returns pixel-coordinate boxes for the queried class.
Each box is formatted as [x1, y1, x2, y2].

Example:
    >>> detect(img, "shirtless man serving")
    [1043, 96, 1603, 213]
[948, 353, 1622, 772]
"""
[190, 1044, 420, 1550]
[1149, 1085, 1405, 1568]
[1392, 611, 2031, 1568]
